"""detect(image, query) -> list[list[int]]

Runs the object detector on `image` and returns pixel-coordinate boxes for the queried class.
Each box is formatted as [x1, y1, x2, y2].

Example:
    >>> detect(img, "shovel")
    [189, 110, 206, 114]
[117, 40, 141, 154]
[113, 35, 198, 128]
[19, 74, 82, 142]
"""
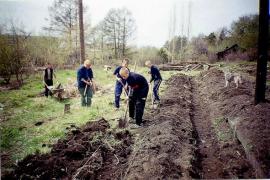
[44, 82, 54, 95]
[149, 82, 155, 109]
[83, 84, 88, 96]
[118, 87, 130, 128]
[117, 79, 128, 96]
[83, 84, 89, 105]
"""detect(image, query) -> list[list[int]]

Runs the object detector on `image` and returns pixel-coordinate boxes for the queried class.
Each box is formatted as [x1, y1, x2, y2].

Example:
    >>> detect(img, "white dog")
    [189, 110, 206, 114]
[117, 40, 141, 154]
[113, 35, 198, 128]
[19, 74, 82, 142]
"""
[224, 71, 243, 88]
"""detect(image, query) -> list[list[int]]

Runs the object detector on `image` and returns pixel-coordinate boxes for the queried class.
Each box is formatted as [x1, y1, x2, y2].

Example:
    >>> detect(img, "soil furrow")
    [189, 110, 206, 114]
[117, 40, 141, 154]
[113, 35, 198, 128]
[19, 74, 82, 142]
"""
[189, 71, 255, 179]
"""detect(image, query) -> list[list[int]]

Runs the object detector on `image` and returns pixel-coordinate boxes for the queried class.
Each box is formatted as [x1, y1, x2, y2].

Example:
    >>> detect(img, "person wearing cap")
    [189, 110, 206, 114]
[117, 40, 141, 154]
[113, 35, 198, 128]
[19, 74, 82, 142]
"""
[113, 58, 129, 110]
[77, 60, 94, 107]
[43, 62, 56, 97]
[145, 60, 162, 105]
[119, 67, 149, 128]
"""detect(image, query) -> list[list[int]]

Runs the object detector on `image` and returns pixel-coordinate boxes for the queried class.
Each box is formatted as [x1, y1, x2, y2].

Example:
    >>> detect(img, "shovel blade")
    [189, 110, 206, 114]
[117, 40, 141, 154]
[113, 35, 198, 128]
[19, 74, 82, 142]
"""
[118, 117, 128, 128]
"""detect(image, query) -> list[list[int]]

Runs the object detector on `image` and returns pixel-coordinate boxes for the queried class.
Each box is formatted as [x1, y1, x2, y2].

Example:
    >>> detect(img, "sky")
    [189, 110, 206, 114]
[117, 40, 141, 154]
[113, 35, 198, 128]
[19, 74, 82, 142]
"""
[0, 0, 259, 47]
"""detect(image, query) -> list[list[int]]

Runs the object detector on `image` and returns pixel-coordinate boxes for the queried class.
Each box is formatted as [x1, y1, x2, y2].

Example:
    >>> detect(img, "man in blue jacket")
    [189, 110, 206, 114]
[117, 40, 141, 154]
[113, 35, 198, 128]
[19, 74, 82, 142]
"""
[119, 67, 149, 128]
[77, 60, 93, 107]
[113, 58, 129, 110]
[145, 60, 162, 105]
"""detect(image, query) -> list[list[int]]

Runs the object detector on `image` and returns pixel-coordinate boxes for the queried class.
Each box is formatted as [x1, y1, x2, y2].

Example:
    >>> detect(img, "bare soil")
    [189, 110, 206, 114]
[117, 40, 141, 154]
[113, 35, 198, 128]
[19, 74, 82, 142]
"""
[195, 68, 270, 178]
[123, 75, 196, 179]
[2, 66, 269, 179]
[2, 118, 133, 179]
[123, 72, 257, 179]
[191, 69, 255, 178]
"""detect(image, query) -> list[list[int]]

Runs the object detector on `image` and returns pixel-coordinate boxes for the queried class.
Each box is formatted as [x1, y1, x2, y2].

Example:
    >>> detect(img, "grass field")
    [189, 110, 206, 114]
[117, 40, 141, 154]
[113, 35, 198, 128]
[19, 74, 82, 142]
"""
[0, 65, 176, 163]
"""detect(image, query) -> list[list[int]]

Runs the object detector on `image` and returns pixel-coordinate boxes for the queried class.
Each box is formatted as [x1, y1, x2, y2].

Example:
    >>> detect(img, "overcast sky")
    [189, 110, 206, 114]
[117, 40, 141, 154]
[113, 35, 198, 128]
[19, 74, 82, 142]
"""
[0, 0, 259, 47]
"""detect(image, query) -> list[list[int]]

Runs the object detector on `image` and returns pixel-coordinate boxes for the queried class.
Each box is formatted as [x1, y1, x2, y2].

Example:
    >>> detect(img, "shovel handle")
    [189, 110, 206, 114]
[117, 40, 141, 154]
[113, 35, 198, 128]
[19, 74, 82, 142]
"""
[118, 79, 128, 97]
[123, 88, 131, 122]
[149, 82, 154, 105]
[84, 84, 88, 96]
[44, 81, 48, 88]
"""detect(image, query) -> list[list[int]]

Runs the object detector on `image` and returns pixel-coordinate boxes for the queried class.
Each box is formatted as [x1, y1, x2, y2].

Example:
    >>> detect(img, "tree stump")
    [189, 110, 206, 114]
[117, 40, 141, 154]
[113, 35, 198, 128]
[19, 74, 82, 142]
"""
[64, 103, 71, 114]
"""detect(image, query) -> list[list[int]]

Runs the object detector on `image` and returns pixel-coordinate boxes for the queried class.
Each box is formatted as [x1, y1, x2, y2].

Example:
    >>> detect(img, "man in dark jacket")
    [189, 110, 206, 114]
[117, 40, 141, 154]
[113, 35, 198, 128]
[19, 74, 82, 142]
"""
[145, 61, 162, 104]
[43, 62, 56, 97]
[77, 60, 93, 107]
[113, 58, 129, 110]
[119, 67, 149, 128]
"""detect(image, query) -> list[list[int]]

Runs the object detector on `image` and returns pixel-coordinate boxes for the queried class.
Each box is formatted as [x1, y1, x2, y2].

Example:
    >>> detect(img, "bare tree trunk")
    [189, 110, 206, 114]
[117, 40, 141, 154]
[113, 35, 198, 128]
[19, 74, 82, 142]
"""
[180, 4, 184, 61]
[187, 1, 192, 41]
[69, 29, 72, 55]
[68, 2, 73, 56]
[122, 18, 126, 57]
[75, 1, 79, 64]
[78, 0, 85, 64]
[117, 23, 120, 58]
[113, 23, 117, 59]
[93, 37, 96, 61]
[171, 4, 176, 63]
[255, 0, 269, 104]
[101, 32, 104, 64]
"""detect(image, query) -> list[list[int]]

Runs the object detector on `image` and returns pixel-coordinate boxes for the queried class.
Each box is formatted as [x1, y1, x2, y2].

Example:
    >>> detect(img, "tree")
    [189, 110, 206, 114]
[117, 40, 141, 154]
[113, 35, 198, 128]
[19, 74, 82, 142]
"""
[158, 48, 170, 64]
[27, 36, 64, 66]
[206, 32, 216, 46]
[230, 15, 259, 49]
[101, 8, 136, 59]
[0, 22, 30, 84]
[0, 38, 13, 84]
[218, 27, 228, 42]
[255, 0, 269, 104]
[191, 35, 208, 55]
[45, 0, 79, 58]
[164, 35, 188, 60]
[78, 0, 85, 63]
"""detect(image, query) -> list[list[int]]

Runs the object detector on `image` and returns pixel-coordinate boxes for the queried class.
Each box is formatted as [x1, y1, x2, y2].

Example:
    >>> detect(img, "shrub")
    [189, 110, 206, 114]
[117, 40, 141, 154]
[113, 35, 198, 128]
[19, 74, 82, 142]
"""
[224, 51, 249, 61]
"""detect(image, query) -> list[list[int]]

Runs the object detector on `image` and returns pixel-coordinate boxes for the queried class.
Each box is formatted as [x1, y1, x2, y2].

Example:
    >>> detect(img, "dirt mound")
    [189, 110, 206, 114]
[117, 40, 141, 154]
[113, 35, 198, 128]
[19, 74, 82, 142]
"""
[123, 71, 257, 179]
[123, 74, 197, 179]
[2, 118, 133, 179]
[196, 68, 270, 178]
[3, 67, 268, 179]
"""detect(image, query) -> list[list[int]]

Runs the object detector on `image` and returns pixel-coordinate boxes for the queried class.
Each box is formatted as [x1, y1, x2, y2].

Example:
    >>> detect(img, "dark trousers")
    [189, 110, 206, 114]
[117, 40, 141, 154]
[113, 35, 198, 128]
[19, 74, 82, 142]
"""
[153, 79, 162, 102]
[129, 88, 148, 125]
[44, 79, 53, 97]
[114, 82, 123, 108]
[78, 86, 93, 107]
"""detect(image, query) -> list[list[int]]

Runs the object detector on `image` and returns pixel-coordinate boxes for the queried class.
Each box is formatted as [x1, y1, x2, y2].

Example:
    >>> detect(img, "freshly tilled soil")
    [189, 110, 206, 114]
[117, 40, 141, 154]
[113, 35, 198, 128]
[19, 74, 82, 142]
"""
[3, 67, 269, 179]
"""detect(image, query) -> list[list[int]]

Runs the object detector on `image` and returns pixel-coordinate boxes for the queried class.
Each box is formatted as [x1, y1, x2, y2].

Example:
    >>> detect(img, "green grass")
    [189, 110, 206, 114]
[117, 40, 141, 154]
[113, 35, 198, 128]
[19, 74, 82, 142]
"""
[0, 65, 176, 163]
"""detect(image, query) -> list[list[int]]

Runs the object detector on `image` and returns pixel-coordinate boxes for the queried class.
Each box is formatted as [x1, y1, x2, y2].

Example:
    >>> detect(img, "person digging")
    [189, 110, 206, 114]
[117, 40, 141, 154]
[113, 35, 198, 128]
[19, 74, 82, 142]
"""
[145, 60, 162, 108]
[119, 67, 149, 129]
[77, 60, 94, 107]
[113, 58, 129, 110]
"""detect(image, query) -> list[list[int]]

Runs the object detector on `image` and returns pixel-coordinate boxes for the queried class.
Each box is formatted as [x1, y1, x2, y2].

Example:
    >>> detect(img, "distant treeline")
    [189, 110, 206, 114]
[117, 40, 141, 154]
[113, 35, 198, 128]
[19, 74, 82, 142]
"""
[163, 14, 270, 63]
[0, 1, 267, 86]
